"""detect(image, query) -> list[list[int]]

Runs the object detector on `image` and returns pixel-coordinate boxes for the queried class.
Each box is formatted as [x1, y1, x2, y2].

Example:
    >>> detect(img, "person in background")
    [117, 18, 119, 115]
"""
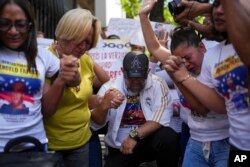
[43, 8, 124, 167]
[106, 34, 120, 40]
[130, 44, 145, 53]
[100, 26, 107, 39]
[36, 30, 45, 38]
[92, 51, 179, 167]
[0, 0, 78, 152]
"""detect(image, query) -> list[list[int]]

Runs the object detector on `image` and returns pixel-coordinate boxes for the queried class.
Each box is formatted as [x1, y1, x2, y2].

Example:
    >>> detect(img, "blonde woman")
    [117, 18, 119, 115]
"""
[44, 9, 124, 167]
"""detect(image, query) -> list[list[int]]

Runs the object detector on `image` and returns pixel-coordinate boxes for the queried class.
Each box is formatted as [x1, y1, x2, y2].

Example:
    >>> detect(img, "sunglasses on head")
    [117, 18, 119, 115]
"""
[0, 18, 32, 33]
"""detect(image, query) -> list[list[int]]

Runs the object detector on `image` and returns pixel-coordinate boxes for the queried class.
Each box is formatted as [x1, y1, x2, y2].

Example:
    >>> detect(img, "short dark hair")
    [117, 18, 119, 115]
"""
[170, 27, 201, 52]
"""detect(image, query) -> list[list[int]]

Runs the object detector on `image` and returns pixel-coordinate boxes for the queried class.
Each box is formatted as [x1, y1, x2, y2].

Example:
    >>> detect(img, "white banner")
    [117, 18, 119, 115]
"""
[106, 18, 175, 46]
[88, 39, 130, 79]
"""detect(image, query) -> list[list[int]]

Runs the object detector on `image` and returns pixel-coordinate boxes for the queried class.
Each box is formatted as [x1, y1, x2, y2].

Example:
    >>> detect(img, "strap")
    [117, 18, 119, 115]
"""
[4, 136, 44, 153]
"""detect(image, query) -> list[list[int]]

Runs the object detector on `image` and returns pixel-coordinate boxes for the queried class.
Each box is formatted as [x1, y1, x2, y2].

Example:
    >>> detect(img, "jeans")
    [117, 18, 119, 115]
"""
[89, 132, 102, 167]
[180, 122, 190, 164]
[56, 143, 89, 167]
[182, 138, 230, 167]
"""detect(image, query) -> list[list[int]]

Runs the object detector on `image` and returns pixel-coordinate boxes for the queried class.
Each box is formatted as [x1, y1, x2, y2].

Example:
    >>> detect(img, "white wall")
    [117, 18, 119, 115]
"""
[95, 0, 126, 27]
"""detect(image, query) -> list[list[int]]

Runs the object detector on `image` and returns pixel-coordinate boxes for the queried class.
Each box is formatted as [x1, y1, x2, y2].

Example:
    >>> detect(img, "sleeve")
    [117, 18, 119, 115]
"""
[38, 47, 60, 78]
[90, 80, 111, 130]
[198, 51, 215, 88]
[90, 113, 106, 131]
[150, 76, 173, 126]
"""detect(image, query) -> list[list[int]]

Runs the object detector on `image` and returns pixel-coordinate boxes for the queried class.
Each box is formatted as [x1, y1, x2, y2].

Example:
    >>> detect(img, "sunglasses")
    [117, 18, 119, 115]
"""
[0, 18, 32, 33]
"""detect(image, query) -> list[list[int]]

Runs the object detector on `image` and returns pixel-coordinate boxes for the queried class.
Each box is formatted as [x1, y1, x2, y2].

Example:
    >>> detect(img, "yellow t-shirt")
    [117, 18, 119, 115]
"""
[44, 48, 95, 150]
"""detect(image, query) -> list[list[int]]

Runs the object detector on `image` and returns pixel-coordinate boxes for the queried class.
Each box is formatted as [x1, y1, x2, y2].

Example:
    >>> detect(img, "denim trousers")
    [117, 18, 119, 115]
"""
[89, 132, 102, 167]
[182, 138, 230, 167]
[56, 143, 89, 167]
[180, 122, 190, 164]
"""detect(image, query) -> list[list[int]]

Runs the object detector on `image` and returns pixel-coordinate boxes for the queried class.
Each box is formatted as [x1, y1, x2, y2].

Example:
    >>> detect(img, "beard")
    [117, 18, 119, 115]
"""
[127, 88, 140, 96]
[126, 84, 145, 96]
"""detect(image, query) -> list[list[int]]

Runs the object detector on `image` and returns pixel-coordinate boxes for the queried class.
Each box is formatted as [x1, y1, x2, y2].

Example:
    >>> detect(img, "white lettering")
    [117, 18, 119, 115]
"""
[234, 155, 247, 162]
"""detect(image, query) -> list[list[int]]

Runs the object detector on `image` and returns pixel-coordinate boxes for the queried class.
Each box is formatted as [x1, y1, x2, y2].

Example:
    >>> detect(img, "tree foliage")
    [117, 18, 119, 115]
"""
[120, 0, 141, 18]
[120, 0, 204, 26]
[120, 0, 177, 25]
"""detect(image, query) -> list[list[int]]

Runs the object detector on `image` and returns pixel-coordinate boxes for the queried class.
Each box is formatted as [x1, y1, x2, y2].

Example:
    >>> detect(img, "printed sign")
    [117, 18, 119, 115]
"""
[106, 18, 175, 46]
[88, 39, 130, 79]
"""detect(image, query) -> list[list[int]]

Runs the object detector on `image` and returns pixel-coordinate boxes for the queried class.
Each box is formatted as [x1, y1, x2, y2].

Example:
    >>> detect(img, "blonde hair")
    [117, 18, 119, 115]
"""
[55, 8, 101, 48]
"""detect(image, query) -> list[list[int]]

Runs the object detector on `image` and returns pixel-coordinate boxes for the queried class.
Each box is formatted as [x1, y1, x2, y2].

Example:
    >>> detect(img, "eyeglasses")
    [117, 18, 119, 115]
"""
[0, 18, 32, 33]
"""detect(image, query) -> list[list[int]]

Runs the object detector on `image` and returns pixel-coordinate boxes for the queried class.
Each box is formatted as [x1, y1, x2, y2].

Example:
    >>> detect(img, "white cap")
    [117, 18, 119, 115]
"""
[130, 29, 146, 47]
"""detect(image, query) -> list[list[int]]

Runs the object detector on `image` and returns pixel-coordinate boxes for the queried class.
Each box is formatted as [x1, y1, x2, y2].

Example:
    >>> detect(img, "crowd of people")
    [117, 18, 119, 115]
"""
[0, 0, 249, 167]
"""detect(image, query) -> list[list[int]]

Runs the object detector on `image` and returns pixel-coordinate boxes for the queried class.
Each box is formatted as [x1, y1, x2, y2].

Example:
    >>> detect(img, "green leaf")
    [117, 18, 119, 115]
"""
[121, 0, 178, 24]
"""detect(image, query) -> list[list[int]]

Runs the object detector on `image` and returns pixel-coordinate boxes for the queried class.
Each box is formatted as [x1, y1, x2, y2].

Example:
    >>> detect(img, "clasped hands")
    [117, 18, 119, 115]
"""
[100, 88, 125, 110]
[164, 55, 190, 84]
[58, 54, 81, 87]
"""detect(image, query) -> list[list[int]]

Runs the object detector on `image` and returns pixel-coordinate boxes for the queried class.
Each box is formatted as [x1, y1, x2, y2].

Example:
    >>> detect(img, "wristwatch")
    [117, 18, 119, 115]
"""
[129, 129, 141, 142]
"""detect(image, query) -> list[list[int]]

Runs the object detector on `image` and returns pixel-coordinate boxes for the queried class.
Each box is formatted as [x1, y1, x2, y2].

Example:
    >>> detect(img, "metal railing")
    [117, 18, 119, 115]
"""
[29, 0, 77, 38]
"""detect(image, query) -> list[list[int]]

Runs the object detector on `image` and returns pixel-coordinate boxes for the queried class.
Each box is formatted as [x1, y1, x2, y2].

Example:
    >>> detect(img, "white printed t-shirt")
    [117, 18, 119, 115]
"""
[0, 47, 59, 152]
[199, 41, 250, 150]
[177, 84, 229, 142]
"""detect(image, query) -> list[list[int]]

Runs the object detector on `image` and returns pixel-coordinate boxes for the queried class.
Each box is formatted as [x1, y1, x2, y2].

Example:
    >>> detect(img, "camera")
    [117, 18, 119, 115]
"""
[168, 0, 209, 15]
[168, 0, 184, 15]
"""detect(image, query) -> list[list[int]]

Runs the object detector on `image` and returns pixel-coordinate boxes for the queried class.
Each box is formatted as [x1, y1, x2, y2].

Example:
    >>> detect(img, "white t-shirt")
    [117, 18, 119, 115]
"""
[177, 84, 229, 142]
[0, 47, 59, 152]
[199, 41, 250, 150]
[202, 39, 219, 50]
